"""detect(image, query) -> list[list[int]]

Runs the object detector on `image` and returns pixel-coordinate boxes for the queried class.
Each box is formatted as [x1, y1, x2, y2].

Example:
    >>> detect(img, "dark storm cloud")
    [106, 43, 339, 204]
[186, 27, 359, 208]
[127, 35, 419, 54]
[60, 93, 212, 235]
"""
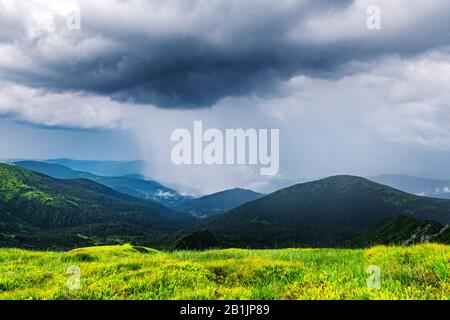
[1, 0, 450, 108]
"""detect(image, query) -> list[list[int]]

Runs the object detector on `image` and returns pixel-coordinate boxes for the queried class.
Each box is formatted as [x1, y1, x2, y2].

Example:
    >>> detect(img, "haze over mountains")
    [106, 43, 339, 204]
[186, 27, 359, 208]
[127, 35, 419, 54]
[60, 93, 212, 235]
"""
[9, 159, 450, 199]
[14, 161, 185, 208]
[369, 175, 450, 199]
[1, 159, 449, 250]
[13, 161, 263, 219]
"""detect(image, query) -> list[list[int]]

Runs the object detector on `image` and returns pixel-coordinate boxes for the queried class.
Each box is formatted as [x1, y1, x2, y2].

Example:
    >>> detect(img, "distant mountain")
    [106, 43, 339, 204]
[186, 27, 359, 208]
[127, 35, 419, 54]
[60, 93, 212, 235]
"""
[369, 174, 450, 199]
[13, 161, 263, 217]
[13, 161, 186, 208]
[175, 188, 264, 218]
[47, 158, 147, 177]
[0, 163, 193, 249]
[13, 161, 96, 179]
[350, 215, 449, 246]
[93, 176, 186, 207]
[204, 176, 450, 248]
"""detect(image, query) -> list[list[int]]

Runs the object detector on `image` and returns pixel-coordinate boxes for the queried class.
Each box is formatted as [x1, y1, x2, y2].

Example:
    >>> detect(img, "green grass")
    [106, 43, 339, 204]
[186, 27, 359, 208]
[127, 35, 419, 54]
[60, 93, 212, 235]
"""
[0, 243, 448, 300]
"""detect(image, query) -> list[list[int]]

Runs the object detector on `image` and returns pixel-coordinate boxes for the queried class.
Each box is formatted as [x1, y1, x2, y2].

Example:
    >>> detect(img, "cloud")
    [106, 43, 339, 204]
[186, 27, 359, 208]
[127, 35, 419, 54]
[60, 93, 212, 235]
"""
[125, 49, 450, 193]
[0, 82, 138, 129]
[277, 49, 450, 150]
[2, 0, 450, 192]
[1, 0, 449, 108]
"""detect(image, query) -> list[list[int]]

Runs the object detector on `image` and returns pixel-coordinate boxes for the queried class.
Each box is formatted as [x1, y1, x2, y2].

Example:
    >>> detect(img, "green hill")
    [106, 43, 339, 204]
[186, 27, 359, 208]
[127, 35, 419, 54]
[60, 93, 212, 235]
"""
[3, 166, 450, 250]
[350, 215, 448, 246]
[14, 161, 262, 217]
[204, 176, 450, 248]
[0, 163, 192, 249]
[13, 161, 186, 208]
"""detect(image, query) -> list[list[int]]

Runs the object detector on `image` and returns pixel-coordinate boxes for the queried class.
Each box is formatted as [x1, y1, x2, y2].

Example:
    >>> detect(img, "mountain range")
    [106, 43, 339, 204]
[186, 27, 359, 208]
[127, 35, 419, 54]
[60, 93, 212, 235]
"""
[14, 161, 186, 208]
[13, 161, 263, 218]
[1, 160, 450, 250]
[0, 163, 193, 249]
[201, 175, 450, 248]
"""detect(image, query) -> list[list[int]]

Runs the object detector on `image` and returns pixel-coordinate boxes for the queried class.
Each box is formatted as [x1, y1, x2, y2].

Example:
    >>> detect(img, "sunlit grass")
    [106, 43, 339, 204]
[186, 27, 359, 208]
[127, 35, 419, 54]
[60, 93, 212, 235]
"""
[0, 243, 448, 300]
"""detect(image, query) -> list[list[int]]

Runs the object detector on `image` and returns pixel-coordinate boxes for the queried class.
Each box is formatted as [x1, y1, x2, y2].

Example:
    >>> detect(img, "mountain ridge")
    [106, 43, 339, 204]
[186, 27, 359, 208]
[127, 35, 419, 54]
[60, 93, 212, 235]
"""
[202, 175, 450, 248]
[14, 160, 264, 218]
[0, 163, 192, 249]
[175, 188, 264, 218]
[13, 161, 186, 208]
[2, 164, 450, 250]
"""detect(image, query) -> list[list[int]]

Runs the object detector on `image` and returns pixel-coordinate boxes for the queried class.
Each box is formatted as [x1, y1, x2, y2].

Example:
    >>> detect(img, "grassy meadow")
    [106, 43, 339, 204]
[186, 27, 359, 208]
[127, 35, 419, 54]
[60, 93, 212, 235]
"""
[0, 243, 448, 300]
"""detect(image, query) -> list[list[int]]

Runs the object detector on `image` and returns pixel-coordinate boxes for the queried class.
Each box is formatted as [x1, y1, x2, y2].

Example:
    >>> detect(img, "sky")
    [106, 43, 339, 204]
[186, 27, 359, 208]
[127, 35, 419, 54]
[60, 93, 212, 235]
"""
[1, 0, 450, 194]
